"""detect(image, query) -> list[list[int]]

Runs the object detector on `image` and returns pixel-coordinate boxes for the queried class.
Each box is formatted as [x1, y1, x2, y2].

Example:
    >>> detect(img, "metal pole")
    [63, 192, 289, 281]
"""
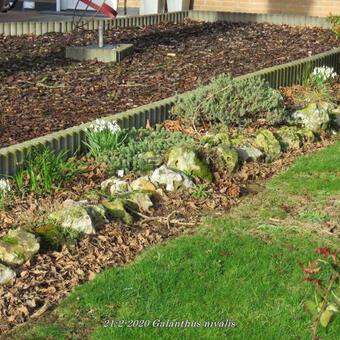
[98, 24, 104, 48]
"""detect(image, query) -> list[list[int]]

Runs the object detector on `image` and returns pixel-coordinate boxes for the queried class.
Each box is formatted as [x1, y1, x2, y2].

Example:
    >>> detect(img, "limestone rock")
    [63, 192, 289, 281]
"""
[127, 192, 153, 212]
[49, 201, 107, 235]
[101, 177, 130, 195]
[103, 199, 134, 225]
[0, 229, 40, 266]
[0, 264, 16, 285]
[130, 176, 156, 192]
[254, 129, 282, 162]
[292, 102, 331, 132]
[167, 146, 212, 181]
[275, 127, 302, 151]
[150, 165, 194, 192]
[215, 144, 239, 172]
[237, 146, 264, 162]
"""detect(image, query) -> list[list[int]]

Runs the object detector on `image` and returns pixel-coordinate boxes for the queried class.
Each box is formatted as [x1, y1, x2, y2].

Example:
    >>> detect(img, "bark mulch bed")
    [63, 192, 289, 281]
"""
[0, 20, 339, 147]
[0, 135, 337, 336]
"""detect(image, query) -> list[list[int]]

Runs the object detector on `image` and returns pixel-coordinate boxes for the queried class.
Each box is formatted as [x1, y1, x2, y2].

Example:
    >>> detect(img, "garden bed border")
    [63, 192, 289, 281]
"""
[0, 10, 333, 37]
[0, 47, 339, 177]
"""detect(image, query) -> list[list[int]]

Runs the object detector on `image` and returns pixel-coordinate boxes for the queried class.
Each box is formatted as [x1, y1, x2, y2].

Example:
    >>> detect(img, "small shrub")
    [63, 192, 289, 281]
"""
[191, 185, 210, 199]
[107, 127, 194, 175]
[14, 147, 81, 194]
[173, 74, 285, 128]
[88, 126, 194, 175]
[328, 15, 340, 39]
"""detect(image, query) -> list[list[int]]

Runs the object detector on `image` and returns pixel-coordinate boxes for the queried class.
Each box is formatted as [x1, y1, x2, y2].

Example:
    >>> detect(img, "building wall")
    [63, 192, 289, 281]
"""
[126, 0, 340, 17]
[191, 0, 340, 17]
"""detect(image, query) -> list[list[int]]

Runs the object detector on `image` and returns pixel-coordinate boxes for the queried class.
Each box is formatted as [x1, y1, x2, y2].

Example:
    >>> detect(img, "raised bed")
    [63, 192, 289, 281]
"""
[1, 44, 339, 177]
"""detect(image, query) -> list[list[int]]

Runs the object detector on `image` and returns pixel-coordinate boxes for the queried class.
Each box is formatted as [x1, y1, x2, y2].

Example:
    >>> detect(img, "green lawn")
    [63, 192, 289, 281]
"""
[11, 141, 340, 340]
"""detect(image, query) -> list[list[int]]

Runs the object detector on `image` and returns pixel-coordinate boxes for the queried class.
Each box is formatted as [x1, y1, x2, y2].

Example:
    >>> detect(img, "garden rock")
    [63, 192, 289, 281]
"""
[215, 144, 239, 172]
[49, 201, 107, 235]
[275, 127, 302, 151]
[103, 199, 134, 225]
[330, 106, 340, 130]
[201, 132, 230, 146]
[127, 192, 153, 212]
[150, 165, 194, 192]
[292, 102, 331, 132]
[0, 229, 40, 266]
[0, 264, 16, 285]
[254, 129, 282, 162]
[138, 151, 163, 167]
[130, 176, 156, 192]
[167, 146, 212, 181]
[237, 146, 263, 162]
[297, 128, 316, 142]
[101, 177, 130, 194]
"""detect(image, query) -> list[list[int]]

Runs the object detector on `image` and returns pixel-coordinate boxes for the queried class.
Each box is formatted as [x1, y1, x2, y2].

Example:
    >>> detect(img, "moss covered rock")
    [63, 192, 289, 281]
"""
[275, 127, 302, 151]
[215, 144, 239, 172]
[0, 229, 40, 266]
[103, 199, 134, 225]
[101, 177, 130, 195]
[201, 132, 230, 147]
[167, 146, 212, 182]
[237, 146, 264, 162]
[49, 201, 107, 235]
[292, 102, 331, 132]
[127, 192, 153, 212]
[254, 129, 282, 162]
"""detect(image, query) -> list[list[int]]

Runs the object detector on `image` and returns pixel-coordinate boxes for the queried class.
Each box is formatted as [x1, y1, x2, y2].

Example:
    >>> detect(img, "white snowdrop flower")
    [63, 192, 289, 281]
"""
[117, 169, 124, 177]
[0, 179, 11, 193]
[88, 119, 121, 134]
[312, 66, 337, 82]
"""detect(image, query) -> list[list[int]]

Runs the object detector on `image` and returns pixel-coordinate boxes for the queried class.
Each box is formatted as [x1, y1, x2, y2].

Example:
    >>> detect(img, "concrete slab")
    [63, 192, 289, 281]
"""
[65, 43, 133, 63]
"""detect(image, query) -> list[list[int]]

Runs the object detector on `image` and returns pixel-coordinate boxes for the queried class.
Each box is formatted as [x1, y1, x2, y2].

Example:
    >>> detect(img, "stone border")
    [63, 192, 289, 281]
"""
[0, 48, 339, 177]
[188, 10, 331, 29]
[0, 11, 189, 36]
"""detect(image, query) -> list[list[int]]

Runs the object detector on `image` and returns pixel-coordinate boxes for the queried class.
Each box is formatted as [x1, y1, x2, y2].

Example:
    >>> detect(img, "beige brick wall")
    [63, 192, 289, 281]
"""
[191, 0, 340, 17]
[125, 0, 339, 17]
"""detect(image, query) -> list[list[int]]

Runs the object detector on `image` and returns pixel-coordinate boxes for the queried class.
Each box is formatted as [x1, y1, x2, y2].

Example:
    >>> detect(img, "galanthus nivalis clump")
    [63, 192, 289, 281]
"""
[0, 178, 11, 194]
[311, 66, 337, 83]
[88, 119, 121, 134]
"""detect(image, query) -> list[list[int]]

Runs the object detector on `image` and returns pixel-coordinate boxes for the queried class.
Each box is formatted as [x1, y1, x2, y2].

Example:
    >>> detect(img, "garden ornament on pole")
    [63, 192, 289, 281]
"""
[79, 0, 118, 18]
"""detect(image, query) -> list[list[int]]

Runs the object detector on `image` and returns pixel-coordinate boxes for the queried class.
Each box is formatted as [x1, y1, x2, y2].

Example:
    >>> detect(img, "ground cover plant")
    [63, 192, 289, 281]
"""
[0, 20, 339, 147]
[0, 66, 339, 335]
[6, 140, 339, 340]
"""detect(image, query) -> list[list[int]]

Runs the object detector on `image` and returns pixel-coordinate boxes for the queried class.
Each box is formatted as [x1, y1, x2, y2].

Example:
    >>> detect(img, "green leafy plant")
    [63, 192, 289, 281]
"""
[191, 184, 210, 199]
[328, 15, 340, 39]
[302, 247, 339, 339]
[14, 147, 81, 194]
[173, 74, 285, 129]
[94, 127, 193, 175]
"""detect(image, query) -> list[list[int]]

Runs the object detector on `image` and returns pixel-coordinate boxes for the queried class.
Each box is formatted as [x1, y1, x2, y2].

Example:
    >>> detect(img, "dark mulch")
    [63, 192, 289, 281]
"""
[0, 20, 339, 147]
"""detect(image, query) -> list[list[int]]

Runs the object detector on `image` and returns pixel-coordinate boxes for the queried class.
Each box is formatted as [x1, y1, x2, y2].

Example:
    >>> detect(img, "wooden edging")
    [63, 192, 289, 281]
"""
[0, 47, 339, 177]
